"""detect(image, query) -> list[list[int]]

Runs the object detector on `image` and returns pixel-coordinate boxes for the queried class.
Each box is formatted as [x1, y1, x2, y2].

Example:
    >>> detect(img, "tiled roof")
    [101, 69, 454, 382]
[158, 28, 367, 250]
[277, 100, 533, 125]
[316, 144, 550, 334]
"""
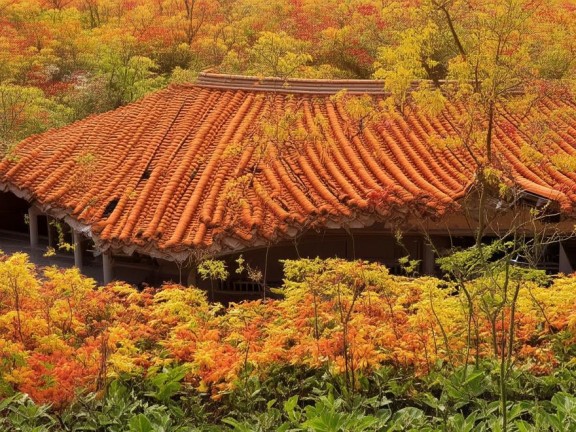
[1, 73, 576, 260]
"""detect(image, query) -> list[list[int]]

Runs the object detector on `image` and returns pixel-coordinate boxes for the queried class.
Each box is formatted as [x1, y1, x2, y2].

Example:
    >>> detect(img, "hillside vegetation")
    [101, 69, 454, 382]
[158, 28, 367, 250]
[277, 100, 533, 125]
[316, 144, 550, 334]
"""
[1, 0, 575, 152]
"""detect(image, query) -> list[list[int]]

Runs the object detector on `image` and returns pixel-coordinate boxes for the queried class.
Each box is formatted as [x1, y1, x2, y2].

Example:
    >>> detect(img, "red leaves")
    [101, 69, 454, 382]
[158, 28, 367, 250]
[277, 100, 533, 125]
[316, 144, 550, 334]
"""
[17, 351, 98, 409]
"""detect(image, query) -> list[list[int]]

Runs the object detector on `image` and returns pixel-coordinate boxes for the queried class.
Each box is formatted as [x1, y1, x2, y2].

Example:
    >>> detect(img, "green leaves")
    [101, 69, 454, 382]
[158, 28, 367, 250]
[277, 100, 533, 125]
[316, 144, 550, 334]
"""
[147, 365, 189, 403]
[374, 22, 440, 112]
[447, 412, 478, 432]
[95, 43, 166, 108]
[198, 259, 229, 282]
[0, 83, 72, 154]
[284, 395, 301, 424]
[0, 394, 57, 431]
[247, 31, 312, 78]
[3, 368, 576, 430]
[129, 413, 155, 432]
[280, 393, 382, 432]
[436, 240, 508, 281]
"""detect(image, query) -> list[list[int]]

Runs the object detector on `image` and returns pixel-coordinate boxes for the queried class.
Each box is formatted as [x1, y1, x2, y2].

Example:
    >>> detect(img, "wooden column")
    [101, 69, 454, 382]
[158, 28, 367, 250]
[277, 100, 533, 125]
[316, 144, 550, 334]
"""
[47, 217, 55, 248]
[73, 231, 83, 270]
[187, 266, 198, 287]
[559, 242, 573, 274]
[422, 239, 435, 275]
[28, 207, 39, 248]
[102, 252, 113, 284]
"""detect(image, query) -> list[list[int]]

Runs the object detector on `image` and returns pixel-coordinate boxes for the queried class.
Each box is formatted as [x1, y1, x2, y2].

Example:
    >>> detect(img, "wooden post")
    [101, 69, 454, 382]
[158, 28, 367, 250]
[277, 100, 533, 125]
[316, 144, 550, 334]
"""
[28, 207, 39, 248]
[187, 266, 198, 287]
[422, 239, 435, 275]
[47, 217, 55, 248]
[559, 242, 573, 274]
[73, 231, 83, 270]
[102, 252, 113, 284]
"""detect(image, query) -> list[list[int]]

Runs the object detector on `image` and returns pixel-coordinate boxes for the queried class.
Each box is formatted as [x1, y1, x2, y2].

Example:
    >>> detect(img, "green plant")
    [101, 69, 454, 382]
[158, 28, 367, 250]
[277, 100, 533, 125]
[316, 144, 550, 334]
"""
[146, 365, 189, 404]
[198, 259, 229, 302]
[300, 393, 383, 432]
[0, 394, 56, 431]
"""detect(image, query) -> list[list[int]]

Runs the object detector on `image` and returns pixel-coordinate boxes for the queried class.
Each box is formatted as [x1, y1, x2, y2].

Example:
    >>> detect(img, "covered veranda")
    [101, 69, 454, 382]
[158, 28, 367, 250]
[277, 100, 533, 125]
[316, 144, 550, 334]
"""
[0, 228, 106, 283]
[0, 191, 181, 286]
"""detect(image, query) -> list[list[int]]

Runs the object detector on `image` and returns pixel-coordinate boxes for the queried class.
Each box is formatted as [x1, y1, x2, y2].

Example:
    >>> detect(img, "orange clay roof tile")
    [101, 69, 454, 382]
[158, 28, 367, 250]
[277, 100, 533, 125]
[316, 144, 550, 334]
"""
[2, 72, 576, 260]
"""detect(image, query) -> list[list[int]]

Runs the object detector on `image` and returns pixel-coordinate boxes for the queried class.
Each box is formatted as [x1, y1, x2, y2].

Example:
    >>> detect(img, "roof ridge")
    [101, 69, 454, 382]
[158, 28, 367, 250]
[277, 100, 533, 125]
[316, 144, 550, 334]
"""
[195, 72, 398, 94]
[193, 73, 532, 96]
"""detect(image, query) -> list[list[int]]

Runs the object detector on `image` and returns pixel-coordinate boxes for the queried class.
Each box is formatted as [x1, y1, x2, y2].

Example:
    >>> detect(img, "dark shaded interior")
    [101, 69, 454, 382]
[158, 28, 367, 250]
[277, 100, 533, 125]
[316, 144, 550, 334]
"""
[0, 192, 29, 233]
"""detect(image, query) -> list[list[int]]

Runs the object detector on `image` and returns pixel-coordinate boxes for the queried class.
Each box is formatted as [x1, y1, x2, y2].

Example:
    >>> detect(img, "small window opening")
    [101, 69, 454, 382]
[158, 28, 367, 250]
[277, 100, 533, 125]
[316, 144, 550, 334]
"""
[102, 198, 119, 217]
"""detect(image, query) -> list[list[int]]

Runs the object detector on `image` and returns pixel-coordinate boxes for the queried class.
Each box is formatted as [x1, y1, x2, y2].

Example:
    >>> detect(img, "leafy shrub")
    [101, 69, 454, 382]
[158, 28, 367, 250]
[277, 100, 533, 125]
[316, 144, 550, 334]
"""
[2, 253, 576, 429]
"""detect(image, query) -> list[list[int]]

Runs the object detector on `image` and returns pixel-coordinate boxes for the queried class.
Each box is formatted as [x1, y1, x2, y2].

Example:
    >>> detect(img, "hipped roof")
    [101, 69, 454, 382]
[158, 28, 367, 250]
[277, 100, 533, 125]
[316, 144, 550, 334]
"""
[1, 73, 576, 261]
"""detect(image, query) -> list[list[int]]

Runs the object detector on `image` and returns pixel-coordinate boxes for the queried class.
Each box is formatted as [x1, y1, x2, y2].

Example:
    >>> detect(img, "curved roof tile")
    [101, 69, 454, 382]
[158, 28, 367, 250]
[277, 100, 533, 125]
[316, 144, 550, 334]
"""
[1, 73, 575, 260]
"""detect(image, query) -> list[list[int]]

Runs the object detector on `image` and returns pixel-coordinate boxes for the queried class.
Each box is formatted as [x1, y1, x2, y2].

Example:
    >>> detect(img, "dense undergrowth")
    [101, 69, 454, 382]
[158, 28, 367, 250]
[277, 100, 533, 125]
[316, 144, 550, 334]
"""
[2, 251, 576, 430]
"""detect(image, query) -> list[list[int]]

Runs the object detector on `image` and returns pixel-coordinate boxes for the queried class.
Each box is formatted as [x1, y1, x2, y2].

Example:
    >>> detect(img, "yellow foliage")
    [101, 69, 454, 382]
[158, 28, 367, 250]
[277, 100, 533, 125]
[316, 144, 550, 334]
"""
[412, 83, 446, 117]
[3, 252, 576, 404]
[550, 154, 576, 173]
[520, 144, 544, 165]
[0, 253, 39, 305]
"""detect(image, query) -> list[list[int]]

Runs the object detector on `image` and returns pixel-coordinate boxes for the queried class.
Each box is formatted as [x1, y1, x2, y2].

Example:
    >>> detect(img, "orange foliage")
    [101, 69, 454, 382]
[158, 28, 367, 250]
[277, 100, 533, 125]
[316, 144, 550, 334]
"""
[2, 253, 576, 407]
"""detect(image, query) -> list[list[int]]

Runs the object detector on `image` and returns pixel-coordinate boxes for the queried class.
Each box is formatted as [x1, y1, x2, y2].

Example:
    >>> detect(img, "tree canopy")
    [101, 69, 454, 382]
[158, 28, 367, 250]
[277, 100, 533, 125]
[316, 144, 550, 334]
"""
[0, 0, 574, 150]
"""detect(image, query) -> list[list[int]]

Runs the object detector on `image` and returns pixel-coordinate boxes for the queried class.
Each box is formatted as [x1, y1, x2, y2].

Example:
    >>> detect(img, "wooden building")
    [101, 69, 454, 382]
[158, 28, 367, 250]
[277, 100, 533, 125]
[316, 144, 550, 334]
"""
[1, 73, 576, 298]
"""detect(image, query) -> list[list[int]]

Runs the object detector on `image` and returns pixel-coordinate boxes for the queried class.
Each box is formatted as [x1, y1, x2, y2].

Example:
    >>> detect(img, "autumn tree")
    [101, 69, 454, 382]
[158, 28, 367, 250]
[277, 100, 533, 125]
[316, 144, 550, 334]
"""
[374, 1, 576, 430]
[0, 253, 39, 344]
[237, 31, 312, 78]
[0, 84, 71, 154]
